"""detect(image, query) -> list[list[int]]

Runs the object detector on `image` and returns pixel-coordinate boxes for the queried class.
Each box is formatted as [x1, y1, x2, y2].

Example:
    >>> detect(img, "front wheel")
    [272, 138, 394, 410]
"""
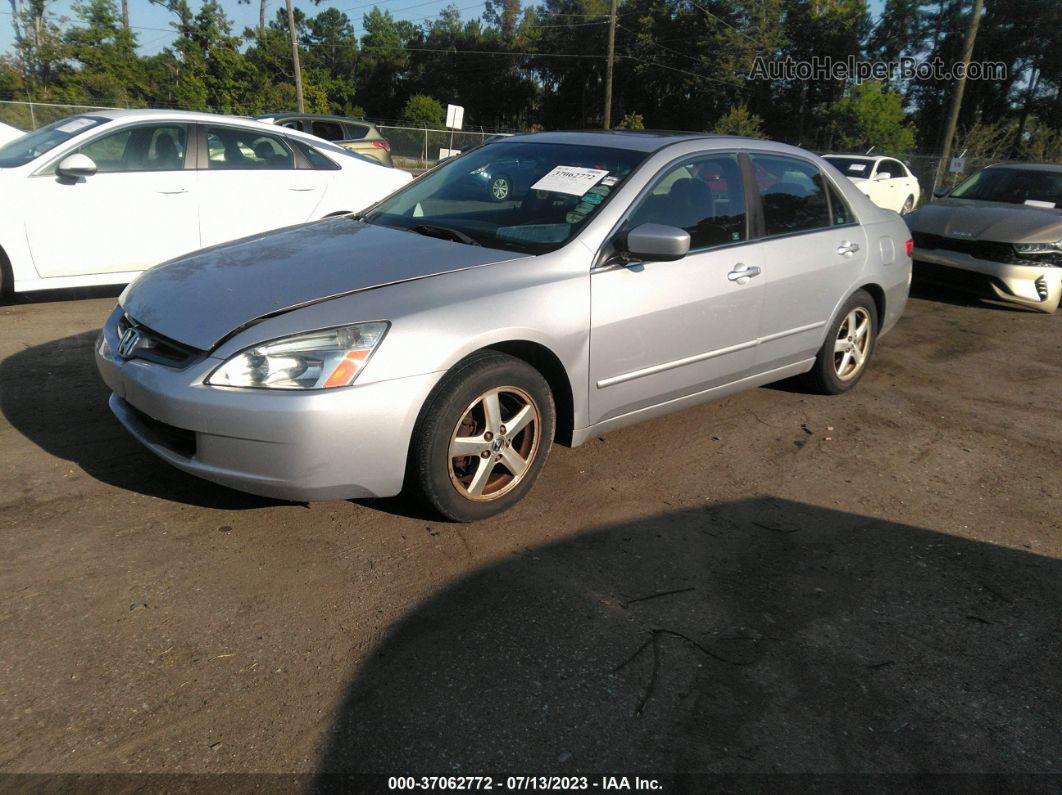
[410, 352, 556, 522]
[488, 174, 512, 202]
[901, 195, 915, 214]
[803, 290, 878, 395]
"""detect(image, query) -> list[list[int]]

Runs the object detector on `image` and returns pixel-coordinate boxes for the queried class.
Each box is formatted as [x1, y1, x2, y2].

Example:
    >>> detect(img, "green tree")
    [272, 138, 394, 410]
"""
[714, 103, 766, 138]
[62, 0, 145, 104]
[833, 80, 916, 153]
[615, 111, 644, 129]
[402, 93, 444, 127]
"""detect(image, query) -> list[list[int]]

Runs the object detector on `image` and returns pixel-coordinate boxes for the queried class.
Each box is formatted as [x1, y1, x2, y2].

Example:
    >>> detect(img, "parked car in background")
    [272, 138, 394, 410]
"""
[97, 131, 911, 521]
[823, 154, 921, 214]
[906, 162, 1062, 313]
[255, 113, 394, 167]
[0, 120, 23, 145]
[0, 109, 410, 294]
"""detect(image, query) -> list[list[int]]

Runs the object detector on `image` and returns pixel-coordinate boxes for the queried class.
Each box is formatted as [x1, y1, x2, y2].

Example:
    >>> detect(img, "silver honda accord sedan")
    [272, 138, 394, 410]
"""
[96, 131, 912, 521]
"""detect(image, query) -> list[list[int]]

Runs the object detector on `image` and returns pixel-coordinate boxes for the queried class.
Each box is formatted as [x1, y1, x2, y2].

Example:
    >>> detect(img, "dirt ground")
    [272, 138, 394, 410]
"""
[1, 281, 1059, 782]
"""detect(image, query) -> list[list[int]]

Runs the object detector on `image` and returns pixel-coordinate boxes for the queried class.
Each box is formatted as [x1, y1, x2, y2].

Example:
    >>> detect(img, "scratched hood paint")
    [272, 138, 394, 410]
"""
[121, 218, 527, 351]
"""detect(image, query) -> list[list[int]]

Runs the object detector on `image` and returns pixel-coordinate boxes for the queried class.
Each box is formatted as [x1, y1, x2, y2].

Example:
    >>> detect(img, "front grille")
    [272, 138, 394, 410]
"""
[912, 260, 1000, 297]
[125, 401, 197, 459]
[912, 232, 1062, 267]
[117, 314, 199, 368]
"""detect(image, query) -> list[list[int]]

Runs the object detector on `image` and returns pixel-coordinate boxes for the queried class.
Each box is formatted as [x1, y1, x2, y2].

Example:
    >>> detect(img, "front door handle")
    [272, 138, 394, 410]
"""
[837, 241, 861, 256]
[289, 186, 317, 192]
[727, 263, 762, 284]
[157, 188, 188, 195]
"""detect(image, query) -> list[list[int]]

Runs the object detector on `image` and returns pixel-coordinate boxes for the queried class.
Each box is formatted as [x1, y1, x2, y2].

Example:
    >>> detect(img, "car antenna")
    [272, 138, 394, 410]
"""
[865, 146, 876, 154]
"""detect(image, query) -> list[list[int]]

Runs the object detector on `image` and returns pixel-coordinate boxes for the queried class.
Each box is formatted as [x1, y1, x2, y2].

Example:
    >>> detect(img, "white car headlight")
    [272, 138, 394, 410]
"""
[1014, 241, 1061, 254]
[206, 322, 389, 390]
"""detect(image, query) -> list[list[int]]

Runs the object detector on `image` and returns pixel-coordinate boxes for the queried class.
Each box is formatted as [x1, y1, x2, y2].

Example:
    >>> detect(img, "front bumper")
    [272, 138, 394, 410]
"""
[913, 247, 1061, 313]
[95, 311, 440, 501]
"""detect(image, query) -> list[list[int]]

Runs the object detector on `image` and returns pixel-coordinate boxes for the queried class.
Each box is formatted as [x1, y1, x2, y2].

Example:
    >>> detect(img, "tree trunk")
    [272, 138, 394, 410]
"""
[122, 0, 129, 29]
[259, 0, 266, 36]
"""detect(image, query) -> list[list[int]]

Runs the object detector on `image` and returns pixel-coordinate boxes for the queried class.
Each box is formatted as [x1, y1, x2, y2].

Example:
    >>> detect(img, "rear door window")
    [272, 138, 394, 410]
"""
[749, 153, 832, 236]
[344, 123, 370, 140]
[311, 121, 345, 142]
[205, 126, 294, 170]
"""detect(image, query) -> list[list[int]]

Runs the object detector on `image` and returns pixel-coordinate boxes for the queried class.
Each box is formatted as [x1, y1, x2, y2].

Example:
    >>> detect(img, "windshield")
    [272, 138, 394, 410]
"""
[949, 167, 1062, 208]
[364, 141, 649, 254]
[0, 115, 109, 168]
[824, 156, 875, 178]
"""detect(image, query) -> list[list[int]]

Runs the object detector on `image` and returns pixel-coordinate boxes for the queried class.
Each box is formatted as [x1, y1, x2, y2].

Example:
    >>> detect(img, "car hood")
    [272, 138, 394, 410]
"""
[907, 198, 1062, 243]
[121, 219, 527, 351]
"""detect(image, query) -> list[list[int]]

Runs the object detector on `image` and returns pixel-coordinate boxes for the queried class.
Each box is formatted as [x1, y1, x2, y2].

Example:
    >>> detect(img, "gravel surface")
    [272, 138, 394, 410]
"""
[1, 283, 1059, 776]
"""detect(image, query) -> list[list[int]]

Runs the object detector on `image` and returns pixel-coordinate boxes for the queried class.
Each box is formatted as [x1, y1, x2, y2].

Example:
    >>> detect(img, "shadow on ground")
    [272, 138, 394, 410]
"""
[0, 330, 282, 509]
[318, 498, 1060, 777]
[0, 285, 124, 306]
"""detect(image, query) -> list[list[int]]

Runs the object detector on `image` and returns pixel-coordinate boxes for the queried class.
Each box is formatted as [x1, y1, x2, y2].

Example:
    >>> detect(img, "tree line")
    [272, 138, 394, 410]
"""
[1, 0, 1060, 158]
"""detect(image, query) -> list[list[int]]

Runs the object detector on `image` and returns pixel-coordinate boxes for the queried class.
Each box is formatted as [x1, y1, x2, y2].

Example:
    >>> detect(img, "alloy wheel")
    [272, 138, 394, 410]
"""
[448, 386, 540, 501]
[833, 307, 873, 381]
[490, 176, 511, 201]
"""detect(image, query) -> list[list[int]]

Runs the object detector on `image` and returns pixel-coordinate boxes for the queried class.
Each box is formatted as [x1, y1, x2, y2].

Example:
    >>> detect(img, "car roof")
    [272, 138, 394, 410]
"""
[256, 112, 374, 125]
[984, 162, 1062, 173]
[822, 153, 885, 160]
[497, 130, 809, 155]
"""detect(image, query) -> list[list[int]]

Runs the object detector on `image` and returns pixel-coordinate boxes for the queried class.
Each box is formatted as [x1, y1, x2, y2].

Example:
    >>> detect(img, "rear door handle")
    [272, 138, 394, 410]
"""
[837, 241, 860, 255]
[289, 186, 317, 192]
[727, 263, 762, 284]
[157, 188, 188, 195]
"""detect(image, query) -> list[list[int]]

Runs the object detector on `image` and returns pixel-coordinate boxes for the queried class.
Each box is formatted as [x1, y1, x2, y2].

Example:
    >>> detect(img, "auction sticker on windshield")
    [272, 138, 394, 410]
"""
[531, 166, 610, 196]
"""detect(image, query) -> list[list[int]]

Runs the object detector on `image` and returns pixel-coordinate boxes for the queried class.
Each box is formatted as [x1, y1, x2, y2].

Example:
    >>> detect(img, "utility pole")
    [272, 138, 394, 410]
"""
[286, 0, 305, 112]
[121, 0, 129, 29]
[932, 0, 985, 195]
[602, 0, 618, 129]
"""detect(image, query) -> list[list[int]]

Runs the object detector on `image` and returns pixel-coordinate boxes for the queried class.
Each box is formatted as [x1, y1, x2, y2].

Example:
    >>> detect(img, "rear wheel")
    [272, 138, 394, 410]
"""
[803, 290, 878, 395]
[901, 195, 915, 214]
[410, 352, 555, 521]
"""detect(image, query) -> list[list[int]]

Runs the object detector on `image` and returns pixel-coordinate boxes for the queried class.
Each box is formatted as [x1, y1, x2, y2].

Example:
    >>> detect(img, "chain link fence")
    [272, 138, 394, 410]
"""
[376, 125, 511, 169]
[0, 100, 124, 132]
[902, 154, 1003, 198]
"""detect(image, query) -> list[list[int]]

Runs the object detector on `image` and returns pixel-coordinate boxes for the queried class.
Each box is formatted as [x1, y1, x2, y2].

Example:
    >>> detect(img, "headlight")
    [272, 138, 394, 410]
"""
[206, 322, 389, 390]
[1014, 241, 1061, 254]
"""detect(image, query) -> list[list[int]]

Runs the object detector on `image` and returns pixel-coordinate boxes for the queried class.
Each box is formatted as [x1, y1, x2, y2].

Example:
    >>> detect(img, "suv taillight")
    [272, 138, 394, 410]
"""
[373, 141, 391, 151]
[905, 239, 914, 258]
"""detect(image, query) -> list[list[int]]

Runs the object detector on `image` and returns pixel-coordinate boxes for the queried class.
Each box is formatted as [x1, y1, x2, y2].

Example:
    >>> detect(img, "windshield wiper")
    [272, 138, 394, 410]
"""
[410, 224, 481, 246]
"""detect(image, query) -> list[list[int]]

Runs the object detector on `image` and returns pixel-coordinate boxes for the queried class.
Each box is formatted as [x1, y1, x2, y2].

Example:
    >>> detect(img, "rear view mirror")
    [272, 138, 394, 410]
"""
[625, 223, 690, 262]
[56, 153, 97, 180]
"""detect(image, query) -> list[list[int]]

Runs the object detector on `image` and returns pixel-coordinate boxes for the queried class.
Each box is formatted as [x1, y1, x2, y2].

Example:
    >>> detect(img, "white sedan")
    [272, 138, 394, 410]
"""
[0, 121, 23, 145]
[823, 154, 921, 215]
[0, 110, 411, 294]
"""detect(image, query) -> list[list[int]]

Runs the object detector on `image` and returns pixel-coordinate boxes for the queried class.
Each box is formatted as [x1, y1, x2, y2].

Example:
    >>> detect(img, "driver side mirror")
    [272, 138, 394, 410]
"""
[873, 172, 890, 182]
[933, 186, 950, 198]
[56, 153, 97, 180]
[624, 223, 690, 262]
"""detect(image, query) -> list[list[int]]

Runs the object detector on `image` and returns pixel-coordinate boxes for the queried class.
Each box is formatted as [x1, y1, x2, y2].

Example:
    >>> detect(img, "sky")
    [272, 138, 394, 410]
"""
[1, 0, 888, 58]
[0, 0, 476, 55]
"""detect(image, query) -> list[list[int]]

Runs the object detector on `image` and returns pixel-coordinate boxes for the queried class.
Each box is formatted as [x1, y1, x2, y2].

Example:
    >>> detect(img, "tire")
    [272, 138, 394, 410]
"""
[901, 195, 915, 214]
[488, 174, 512, 202]
[803, 289, 879, 395]
[410, 351, 556, 522]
